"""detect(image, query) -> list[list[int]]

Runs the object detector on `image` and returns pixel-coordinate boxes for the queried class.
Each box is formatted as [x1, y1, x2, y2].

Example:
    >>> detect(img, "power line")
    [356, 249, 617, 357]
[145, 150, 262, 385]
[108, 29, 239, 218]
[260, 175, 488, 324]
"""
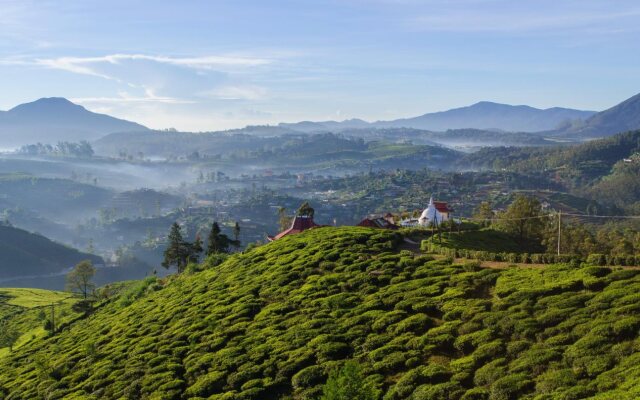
[460, 214, 554, 222]
[460, 212, 640, 222]
[563, 213, 640, 219]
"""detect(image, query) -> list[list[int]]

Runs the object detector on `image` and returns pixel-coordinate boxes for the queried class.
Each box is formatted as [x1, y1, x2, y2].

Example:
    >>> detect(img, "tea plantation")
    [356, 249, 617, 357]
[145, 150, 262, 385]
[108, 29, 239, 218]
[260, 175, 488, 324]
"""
[1, 226, 640, 399]
[0, 288, 78, 358]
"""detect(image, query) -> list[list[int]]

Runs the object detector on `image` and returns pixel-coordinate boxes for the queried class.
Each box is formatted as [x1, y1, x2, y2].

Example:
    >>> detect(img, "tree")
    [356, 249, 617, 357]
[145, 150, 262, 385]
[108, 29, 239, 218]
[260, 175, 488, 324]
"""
[541, 220, 596, 256]
[72, 299, 94, 315]
[207, 222, 234, 255]
[496, 195, 545, 249]
[233, 222, 241, 244]
[277, 207, 293, 231]
[162, 222, 191, 273]
[66, 260, 96, 299]
[473, 201, 494, 226]
[297, 202, 315, 217]
[189, 234, 204, 263]
[321, 361, 379, 400]
[0, 320, 20, 352]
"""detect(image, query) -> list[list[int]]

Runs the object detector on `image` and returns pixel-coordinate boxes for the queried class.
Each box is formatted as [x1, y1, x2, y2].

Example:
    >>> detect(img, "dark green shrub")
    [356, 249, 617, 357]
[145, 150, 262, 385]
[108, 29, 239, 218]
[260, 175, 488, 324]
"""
[292, 366, 325, 390]
[586, 254, 606, 266]
[535, 368, 576, 394]
[489, 373, 533, 400]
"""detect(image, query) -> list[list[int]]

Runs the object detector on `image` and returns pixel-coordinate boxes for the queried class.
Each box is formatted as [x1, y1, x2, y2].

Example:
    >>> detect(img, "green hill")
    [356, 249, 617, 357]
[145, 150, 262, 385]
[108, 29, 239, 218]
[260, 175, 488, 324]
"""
[0, 173, 112, 223]
[0, 288, 78, 358]
[1, 227, 640, 399]
[0, 225, 103, 280]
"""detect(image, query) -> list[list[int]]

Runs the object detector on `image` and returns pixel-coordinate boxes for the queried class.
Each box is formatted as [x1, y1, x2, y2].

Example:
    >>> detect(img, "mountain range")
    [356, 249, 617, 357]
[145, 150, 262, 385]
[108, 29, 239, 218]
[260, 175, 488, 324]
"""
[280, 102, 597, 133]
[2, 93, 640, 148]
[0, 97, 147, 148]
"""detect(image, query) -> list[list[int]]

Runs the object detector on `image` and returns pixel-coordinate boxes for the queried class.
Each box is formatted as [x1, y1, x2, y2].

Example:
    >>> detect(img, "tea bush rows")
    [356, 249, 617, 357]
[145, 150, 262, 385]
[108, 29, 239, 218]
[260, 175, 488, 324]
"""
[1, 227, 639, 399]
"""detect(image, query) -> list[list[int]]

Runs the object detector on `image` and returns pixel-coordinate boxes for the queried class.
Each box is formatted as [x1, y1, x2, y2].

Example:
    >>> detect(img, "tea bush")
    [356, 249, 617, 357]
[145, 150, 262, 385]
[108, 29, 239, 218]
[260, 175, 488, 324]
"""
[1, 227, 640, 399]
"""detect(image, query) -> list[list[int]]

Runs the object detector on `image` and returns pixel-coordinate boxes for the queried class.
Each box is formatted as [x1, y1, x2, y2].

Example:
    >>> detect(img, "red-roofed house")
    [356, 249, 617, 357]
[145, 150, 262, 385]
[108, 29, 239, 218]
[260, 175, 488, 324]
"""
[267, 215, 320, 241]
[357, 217, 399, 230]
[433, 201, 453, 218]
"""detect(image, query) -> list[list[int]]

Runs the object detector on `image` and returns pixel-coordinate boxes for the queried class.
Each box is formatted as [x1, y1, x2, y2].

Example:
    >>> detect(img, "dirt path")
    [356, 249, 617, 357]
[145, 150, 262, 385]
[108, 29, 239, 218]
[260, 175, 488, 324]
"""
[431, 254, 640, 270]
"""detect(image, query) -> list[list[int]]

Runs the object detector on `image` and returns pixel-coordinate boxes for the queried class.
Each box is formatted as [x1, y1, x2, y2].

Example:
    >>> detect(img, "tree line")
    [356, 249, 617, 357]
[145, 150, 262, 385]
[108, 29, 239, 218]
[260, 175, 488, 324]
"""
[473, 194, 640, 258]
[162, 221, 241, 273]
[18, 141, 95, 158]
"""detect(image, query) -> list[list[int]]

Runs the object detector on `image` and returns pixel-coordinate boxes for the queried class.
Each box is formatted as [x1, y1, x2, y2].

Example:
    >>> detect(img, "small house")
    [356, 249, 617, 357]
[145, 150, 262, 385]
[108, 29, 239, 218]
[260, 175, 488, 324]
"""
[267, 215, 320, 241]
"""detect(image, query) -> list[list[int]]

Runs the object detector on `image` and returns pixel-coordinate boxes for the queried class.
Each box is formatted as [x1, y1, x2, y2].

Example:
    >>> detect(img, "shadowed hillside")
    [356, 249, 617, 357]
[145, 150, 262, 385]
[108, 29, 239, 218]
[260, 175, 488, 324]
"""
[0, 225, 102, 280]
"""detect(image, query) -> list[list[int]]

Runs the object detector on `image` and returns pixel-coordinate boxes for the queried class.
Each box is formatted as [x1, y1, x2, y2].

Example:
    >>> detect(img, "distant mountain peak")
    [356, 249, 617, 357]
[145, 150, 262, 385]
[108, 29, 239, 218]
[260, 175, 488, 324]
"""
[0, 98, 148, 147]
[9, 97, 84, 113]
[375, 101, 596, 132]
[559, 91, 640, 139]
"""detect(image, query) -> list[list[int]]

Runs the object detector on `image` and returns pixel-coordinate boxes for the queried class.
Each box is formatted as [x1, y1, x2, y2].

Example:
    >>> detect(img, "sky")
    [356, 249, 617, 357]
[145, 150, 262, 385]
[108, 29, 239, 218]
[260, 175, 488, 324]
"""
[1, 0, 639, 131]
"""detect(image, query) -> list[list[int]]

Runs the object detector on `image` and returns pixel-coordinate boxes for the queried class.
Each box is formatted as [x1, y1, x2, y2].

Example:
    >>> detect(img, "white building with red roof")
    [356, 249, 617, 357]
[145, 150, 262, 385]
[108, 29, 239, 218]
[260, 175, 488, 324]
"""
[418, 197, 453, 226]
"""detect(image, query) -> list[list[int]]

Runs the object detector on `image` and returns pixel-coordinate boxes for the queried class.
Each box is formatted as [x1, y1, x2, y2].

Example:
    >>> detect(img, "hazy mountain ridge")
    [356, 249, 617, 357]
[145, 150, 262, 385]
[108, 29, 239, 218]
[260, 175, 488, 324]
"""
[558, 92, 640, 139]
[0, 98, 148, 147]
[280, 102, 596, 133]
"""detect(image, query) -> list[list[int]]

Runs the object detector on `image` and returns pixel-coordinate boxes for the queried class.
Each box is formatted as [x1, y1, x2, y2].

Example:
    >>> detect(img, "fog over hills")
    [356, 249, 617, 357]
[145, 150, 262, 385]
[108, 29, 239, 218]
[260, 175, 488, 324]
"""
[0, 98, 148, 147]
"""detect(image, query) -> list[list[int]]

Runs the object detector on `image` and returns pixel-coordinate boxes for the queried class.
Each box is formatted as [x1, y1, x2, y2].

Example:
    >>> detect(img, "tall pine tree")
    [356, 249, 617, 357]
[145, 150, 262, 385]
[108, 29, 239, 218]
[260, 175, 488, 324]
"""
[163, 222, 190, 272]
[207, 222, 229, 255]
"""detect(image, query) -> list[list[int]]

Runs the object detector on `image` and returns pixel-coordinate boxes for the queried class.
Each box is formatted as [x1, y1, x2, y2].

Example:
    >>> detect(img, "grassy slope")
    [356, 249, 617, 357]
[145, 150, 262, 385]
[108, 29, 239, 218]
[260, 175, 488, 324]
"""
[424, 229, 524, 253]
[423, 228, 547, 256]
[1, 227, 640, 399]
[0, 288, 77, 358]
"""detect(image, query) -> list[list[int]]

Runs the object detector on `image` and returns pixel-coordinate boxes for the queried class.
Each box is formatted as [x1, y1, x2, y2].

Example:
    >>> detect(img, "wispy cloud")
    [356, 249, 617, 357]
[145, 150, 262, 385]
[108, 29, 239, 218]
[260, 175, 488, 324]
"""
[70, 86, 194, 108]
[42, 53, 269, 68]
[0, 53, 272, 81]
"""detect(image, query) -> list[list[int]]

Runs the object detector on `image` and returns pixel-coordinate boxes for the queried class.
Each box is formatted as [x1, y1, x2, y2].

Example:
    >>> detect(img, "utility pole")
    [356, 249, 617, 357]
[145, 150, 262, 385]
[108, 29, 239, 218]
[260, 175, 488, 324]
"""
[557, 211, 561, 256]
[50, 303, 56, 333]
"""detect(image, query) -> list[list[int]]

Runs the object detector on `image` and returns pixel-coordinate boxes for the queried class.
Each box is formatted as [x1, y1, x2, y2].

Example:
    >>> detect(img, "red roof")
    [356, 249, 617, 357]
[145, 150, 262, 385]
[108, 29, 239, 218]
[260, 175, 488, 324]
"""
[434, 201, 453, 213]
[357, 218, 399, 230]
[268, 215, 319, 241]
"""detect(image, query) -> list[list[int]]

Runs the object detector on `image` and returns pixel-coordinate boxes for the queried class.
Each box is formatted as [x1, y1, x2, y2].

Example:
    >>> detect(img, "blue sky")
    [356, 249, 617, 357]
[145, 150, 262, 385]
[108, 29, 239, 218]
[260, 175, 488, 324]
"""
[1, 0, 639, 131]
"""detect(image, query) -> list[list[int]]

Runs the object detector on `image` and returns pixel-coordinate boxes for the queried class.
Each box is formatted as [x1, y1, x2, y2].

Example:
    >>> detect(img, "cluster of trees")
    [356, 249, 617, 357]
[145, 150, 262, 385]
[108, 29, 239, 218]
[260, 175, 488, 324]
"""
[473, 194, 640, 258]
[196, 170, 228, 184]
[18, 141, 94, 158]
[277, 202, 316, 231]
[162, 221, 240, 272]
